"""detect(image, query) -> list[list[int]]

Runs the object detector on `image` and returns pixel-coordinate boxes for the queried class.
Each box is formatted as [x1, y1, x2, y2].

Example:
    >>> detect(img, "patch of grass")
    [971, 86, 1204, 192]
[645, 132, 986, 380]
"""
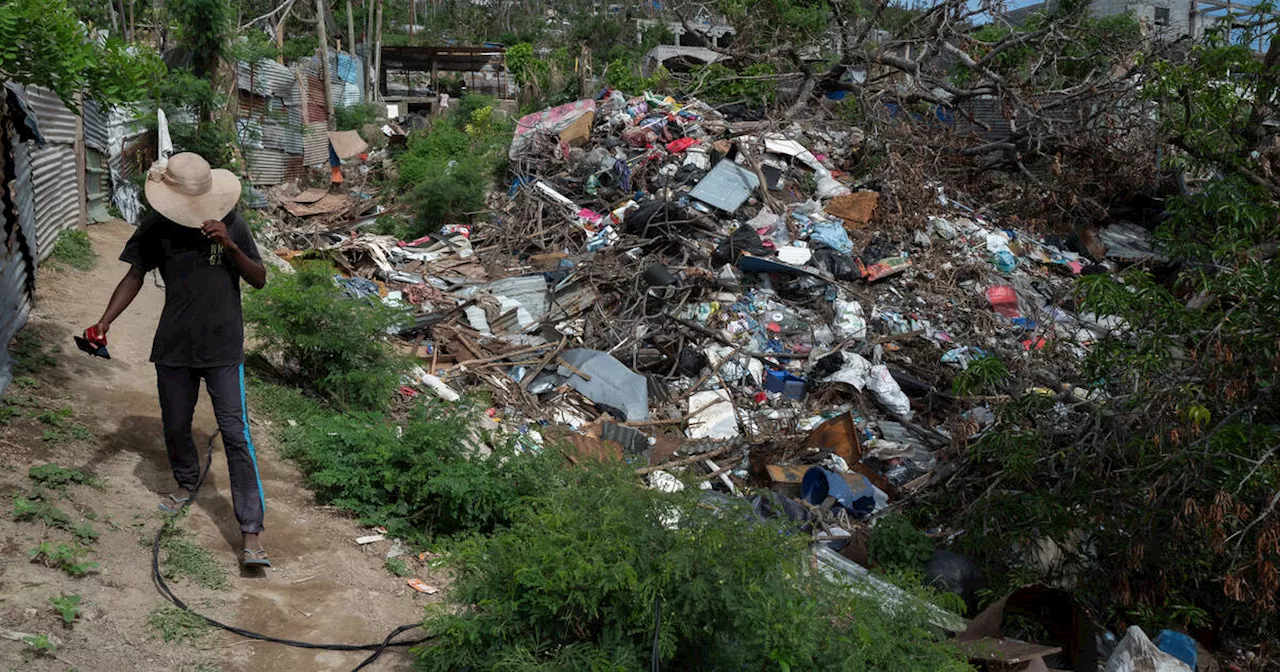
[161, 527, 228, 590]
[147, 605, 210, 643]
[49, 228, 97, 271]
[35, 407, 72, 427]
[252, 380, 562, 545]
[385, 557, 412, 577]
[29, 542, 98, 577]
[11, 330, 57, 374]
[50, 594, 82, 624]
[72, 522, 100, 544]
[12, 375, 38, 389]
[29, 463, 98, 489]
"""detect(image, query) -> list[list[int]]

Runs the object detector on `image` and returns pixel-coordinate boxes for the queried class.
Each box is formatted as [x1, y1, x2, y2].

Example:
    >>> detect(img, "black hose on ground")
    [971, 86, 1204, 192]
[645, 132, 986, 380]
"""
[149, 436, 433, 671]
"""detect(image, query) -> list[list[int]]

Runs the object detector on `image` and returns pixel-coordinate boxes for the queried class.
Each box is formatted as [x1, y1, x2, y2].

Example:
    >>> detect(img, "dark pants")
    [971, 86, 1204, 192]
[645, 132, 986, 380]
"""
[156, 363, 265, 534]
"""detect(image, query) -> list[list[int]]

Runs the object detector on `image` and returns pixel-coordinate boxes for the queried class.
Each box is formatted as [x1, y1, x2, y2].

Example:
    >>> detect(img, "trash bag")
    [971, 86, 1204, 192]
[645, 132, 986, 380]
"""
[676, 346, 708, 377]
[924, 550, 985, 615]
[711, 226, 768, 267]
[1104, 627, 1192, 672]
[810, 248, 862, 281]
[624, 200, 685, 237]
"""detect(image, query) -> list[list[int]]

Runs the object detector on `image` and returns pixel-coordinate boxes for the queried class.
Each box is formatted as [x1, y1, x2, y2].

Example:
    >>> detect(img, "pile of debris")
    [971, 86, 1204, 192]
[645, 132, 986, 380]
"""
[252, 88, 1180, 669]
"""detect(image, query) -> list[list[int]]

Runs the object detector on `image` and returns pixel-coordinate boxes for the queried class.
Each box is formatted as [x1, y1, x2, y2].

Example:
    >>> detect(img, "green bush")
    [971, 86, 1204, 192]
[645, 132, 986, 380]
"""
[243, 263, 411, 410]
[253, 381, 562, 544]
[396, 96, 510, 239]
[869, 514, 935, 573]
[334, 103, 382, 132]
[417, 465, 971, 671]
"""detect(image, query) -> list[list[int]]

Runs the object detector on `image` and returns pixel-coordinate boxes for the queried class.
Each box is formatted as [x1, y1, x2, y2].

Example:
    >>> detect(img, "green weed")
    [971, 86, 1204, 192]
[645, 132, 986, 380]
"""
[147, 605, 210, 643]
[868, 515, 935, 573]
[12, 375, 38, 389]
[12, 494, 73, 529]
[253, 380, 561, 545]
[29, 542, 98, 577]
[29, 463, 98, 489]
[50, 594, 82, 624]
[951, 355, 1011, 397]
[48, 228, 97, 271]
[161, 528, 228, 590]
[385, 557, 411, 578]
[35, 408, 72, 427]
[11, 331, 57, 374]
[72, 522, 99, 544]
[22, 632, 56, 654]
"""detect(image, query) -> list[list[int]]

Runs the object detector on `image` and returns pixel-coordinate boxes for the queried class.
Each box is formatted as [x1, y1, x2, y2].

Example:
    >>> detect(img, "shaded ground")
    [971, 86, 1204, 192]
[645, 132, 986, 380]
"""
[0, 220, 443, 671]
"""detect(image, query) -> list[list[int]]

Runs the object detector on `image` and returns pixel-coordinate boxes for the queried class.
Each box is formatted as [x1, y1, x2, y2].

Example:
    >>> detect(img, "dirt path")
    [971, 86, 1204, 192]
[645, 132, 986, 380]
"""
[0, 220, 440, 672]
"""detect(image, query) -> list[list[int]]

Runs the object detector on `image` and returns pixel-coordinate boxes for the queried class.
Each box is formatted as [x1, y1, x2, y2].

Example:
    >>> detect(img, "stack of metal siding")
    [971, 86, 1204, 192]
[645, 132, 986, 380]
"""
[238, 59, 307, 187]
[82, 101, 112, 222]
[26, 86, 80, 261]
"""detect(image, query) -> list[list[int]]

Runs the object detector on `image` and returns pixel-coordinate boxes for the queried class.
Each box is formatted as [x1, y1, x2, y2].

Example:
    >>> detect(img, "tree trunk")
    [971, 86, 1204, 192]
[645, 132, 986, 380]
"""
[106, 0, 120, 36]
[346, 0, 356, 56]
[365, 0, 374, 98]
[373, 0, 384, 101]
[317, 0, 335, 127]
[410, 0, 416, 44]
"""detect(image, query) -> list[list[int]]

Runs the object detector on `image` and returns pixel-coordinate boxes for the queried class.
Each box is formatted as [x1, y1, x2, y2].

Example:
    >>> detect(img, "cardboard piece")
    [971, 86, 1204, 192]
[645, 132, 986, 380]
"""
[826, 190, 879, 229]
[328, 130, 369, 160]
[558, 111, 595, 148]
[957, 585, 1097, 672]
[280, 192, 351, 217]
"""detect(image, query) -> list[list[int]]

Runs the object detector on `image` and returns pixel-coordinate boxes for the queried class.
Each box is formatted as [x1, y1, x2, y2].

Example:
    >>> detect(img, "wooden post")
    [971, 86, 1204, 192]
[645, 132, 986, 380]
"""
[316, 0, 335, 128]
[346, 0, 356, 57]
[410, 0, 416, 44]
[73, 92, 88, 227]
[373, 0, 384, 102]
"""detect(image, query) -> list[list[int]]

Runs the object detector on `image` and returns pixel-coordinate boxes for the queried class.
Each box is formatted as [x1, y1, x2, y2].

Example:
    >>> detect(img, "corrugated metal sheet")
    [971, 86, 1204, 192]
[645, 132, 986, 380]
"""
[246, 148, 304, 186]
[237, 59, 302, 106]
[31, 143, 79, 261]
[83, 100, 109, 153]
[1, 91, 40, 395]
[303, 121, 329, 166]
[305, 75, 329, 122]
[25, 87, 77, 145]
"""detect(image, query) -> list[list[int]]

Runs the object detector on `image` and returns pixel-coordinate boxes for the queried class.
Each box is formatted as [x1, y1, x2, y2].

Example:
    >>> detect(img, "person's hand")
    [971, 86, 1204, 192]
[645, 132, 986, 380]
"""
[201, 220, 237, 250]
[88, 321, 109, 342]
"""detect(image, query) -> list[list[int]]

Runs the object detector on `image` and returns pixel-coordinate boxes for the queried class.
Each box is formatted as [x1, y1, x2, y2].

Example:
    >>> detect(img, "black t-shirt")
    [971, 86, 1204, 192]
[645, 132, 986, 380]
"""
[120, 211, 262, 368]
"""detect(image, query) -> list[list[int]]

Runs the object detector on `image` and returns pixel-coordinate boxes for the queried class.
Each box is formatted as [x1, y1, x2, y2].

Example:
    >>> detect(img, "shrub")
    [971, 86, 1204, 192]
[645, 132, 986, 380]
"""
[243, 263, 411, 410]
[254, 381, 562, 544]
[417, 465, 971, 671]
[395, 96, 509, 240]
[869, 514, 935, 572]
[334, 103, 382, 132]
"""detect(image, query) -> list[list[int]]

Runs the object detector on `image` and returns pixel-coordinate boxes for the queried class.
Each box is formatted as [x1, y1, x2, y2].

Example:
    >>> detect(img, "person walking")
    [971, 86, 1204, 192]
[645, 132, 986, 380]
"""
[88, 152, 271, 568]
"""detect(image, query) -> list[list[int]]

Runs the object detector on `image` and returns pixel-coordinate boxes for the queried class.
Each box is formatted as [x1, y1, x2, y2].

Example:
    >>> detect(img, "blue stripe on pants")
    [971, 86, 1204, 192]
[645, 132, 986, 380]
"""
[238, 364, 266, 514]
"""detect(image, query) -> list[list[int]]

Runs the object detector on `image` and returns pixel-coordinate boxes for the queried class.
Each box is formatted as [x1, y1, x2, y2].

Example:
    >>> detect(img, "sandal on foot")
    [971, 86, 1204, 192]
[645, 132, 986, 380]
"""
[158, 493, 191, 513]
[241, 548, 272, 568]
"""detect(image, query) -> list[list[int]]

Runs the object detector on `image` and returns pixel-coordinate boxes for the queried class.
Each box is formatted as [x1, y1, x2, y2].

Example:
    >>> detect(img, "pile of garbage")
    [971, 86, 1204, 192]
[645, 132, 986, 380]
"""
[251, 87, 1194, 668]
[253, 87, 1156, 524]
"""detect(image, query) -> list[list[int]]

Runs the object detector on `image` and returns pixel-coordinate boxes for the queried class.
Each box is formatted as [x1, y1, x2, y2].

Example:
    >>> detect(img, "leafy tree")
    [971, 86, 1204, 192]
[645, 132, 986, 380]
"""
[0, 0, 163, 107]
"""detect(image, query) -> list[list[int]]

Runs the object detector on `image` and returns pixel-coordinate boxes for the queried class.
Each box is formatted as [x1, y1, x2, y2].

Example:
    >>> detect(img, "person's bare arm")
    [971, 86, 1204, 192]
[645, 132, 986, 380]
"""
[201, 219, 267, 289]
[92, 267, 145, 335]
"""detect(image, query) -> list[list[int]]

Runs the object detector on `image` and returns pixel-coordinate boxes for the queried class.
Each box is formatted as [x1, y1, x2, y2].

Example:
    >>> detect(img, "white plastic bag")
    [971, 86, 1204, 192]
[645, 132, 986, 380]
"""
[1104, 627, 1192, 672]
[833, 299, 867, 340]
[867, 365, 913, 419]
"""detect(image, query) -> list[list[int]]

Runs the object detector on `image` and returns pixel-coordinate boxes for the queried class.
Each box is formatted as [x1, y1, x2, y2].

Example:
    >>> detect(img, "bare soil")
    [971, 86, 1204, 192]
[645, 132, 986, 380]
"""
[0, 220, 444, 672]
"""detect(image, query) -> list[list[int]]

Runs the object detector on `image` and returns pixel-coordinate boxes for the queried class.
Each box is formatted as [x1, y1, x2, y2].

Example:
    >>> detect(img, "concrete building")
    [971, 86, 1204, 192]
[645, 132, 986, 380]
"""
[1004, 0, 1208, 40]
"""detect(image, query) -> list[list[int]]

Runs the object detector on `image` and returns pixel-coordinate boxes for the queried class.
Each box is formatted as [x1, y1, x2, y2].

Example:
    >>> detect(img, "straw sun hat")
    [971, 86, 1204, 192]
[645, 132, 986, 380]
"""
[144, 153, 241, 228]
